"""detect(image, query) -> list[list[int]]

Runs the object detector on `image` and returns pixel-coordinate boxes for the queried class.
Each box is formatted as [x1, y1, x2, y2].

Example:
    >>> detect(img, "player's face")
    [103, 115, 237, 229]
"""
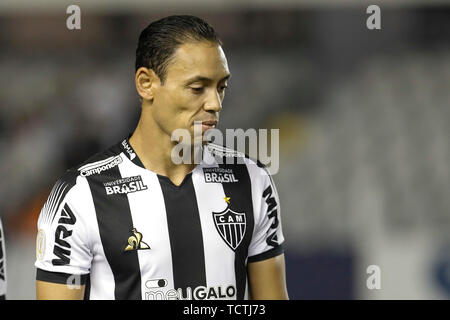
[151, 41, 230, 143]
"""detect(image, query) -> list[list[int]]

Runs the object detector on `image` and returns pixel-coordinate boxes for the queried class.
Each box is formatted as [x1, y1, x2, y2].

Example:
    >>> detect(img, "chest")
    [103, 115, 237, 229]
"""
[88, 170, 255, 278]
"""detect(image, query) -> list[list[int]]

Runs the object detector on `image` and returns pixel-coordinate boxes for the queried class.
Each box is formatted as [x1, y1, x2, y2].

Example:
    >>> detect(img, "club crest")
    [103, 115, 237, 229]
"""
[213, 206, 246, 251]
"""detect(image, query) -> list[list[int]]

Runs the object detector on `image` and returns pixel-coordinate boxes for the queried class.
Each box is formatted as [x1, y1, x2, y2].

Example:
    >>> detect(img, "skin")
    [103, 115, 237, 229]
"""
[36, 281, 85, 300]
[36, 40, 288, 300]
[248, 254, 289, 299]
[130, 41, 230, 186]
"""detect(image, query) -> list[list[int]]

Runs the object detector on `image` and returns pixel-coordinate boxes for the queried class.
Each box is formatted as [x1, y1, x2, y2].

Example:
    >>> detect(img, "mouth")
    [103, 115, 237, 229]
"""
[194, 120, 218, 132]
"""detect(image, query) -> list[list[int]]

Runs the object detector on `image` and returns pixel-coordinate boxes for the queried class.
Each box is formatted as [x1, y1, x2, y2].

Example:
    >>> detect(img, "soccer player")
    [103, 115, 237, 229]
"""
[0, 217, 6, 300]
[35, 15, 288, 300]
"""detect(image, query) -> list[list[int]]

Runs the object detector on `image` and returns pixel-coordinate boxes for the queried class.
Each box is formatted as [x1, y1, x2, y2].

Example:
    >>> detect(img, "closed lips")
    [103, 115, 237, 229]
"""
[201, 120, 217, 126]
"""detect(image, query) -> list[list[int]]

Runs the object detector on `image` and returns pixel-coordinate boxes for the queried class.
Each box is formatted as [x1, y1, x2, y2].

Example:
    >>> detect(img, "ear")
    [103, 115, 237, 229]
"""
[135, 67, 160, 102]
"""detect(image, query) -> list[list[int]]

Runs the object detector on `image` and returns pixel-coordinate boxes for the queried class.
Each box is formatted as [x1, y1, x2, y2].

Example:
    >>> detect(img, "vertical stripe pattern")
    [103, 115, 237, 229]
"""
[87, 164, 142, 300]
[219, 161, 254, 300]
[117, 156, 176, 300]
[192, 167, 236, 299]
[158, 174, 207, 297]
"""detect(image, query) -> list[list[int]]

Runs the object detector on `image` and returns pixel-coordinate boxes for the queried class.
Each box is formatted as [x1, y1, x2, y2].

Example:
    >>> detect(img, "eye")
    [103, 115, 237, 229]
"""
[218, 85, 228, 93]
[190, 87, 204, 94]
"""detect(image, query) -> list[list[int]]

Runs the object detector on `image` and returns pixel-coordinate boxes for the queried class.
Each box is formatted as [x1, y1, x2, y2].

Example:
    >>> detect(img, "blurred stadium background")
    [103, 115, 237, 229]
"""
[0, 0, 449, 299]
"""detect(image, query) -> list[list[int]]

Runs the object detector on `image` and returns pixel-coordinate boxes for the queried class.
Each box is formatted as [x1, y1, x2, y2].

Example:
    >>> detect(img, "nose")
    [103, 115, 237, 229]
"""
[204, 90, 222, 112]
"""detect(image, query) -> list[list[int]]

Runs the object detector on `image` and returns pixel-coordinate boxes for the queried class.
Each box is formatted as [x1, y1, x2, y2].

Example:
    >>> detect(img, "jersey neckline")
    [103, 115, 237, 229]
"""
[118, 134, 204, 189]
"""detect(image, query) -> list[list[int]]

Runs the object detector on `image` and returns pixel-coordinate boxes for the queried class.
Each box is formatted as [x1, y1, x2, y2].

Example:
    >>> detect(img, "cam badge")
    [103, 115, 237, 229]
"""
[213, 198, 246, 251]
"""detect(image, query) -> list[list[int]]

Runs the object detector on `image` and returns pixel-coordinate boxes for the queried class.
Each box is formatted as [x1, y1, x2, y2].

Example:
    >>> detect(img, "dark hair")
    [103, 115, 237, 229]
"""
[135, 15, 222, 84]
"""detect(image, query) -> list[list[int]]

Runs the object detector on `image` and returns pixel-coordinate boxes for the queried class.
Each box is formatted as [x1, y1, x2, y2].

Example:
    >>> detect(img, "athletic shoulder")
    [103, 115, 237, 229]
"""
[39, 141, 124, 226]
[54, 139, 123, 184]
[71, 140, 124, 177]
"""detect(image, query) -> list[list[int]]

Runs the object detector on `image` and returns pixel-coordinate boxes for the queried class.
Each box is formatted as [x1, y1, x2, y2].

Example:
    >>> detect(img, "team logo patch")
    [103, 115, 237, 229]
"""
[213, 206, 246, 251]
[124, 228, 150, 252]
[203, 167, 239, 183]
[103, 175, 148, 195]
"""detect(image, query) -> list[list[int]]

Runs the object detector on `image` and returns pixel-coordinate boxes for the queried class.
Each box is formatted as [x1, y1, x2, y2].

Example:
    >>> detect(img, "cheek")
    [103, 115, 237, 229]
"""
[159, 86, 189, 110]
[153, 89, 197, 131]
[151, 92, 176, 130]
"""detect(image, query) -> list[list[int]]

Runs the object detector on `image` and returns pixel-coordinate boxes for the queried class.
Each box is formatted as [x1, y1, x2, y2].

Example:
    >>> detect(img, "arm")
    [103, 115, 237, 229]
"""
[35, 172, 92, 300]
[36, 281, 85, 300]
[248, 254, 289, 300]
[246, 162, 288, 299]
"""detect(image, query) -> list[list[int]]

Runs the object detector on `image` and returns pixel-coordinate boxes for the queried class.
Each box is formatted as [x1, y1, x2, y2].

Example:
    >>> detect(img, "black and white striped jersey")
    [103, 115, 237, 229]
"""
[35, 137, 285, 300]
[0, 218, 6, 300]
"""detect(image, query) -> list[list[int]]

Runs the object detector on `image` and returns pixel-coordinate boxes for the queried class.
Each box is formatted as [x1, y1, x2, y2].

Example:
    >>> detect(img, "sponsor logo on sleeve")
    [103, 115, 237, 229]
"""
[103, 175, 148, 195]
[262, 185, 279, 247]
[52, 203, 76, 266]
[203, 167, 239, 183]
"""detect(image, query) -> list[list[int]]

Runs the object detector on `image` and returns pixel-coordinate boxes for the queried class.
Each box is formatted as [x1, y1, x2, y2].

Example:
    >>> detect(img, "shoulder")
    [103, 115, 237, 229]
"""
[73, 141, 124, 178]
[42, 141, 124, 218]
[57, 139, 124, 183]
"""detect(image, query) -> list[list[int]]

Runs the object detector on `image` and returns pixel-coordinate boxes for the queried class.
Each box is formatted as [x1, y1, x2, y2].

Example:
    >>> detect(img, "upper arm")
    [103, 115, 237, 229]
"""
[247, 164, 285, 260]
[248, 253, 288, 300]
[246, 163, 288, 299]
[36, 280, 85, 300]
[35, 173, 92, 300]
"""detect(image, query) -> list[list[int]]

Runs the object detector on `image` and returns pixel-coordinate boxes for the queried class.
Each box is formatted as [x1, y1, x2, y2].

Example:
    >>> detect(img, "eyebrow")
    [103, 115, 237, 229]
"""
[184, 74, 231, 85]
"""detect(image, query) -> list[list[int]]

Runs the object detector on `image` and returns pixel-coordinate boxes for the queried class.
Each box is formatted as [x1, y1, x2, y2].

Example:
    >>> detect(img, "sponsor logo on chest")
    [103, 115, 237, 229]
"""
[79, 155, 123, 177]
[103, 175, 148, 195]
[123, 227, 150, 251]
[144, 278, 236, 300]
[203, 167, 239, 183]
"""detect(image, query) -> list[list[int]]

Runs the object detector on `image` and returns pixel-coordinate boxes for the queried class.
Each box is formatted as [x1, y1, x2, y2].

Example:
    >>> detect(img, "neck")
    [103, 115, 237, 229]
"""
[129, 110, 199, 186]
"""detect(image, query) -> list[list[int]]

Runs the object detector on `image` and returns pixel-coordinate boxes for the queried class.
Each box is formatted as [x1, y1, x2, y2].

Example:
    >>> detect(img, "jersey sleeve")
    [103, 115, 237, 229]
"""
[35, 172, 92, 285]
[248, 164, 285, 263]
[0, 218, 6, 299]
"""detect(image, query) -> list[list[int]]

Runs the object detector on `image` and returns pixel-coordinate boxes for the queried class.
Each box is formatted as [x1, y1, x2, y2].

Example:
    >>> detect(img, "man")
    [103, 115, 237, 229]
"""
[35, 15, 288, 300]
[0, 217, 6, 300]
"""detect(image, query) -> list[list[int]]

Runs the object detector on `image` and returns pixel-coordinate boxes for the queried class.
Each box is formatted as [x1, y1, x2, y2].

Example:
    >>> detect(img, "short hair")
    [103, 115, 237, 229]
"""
[135, 15, 222, 84]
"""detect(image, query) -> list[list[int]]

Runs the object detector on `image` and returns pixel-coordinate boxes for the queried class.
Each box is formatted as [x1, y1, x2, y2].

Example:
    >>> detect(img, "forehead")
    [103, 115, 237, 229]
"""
[165, 41, 230, 82]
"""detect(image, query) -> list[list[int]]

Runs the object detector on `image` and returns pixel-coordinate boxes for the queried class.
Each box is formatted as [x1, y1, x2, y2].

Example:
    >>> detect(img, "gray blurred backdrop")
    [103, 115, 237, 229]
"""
[0, 0, 449, 299]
